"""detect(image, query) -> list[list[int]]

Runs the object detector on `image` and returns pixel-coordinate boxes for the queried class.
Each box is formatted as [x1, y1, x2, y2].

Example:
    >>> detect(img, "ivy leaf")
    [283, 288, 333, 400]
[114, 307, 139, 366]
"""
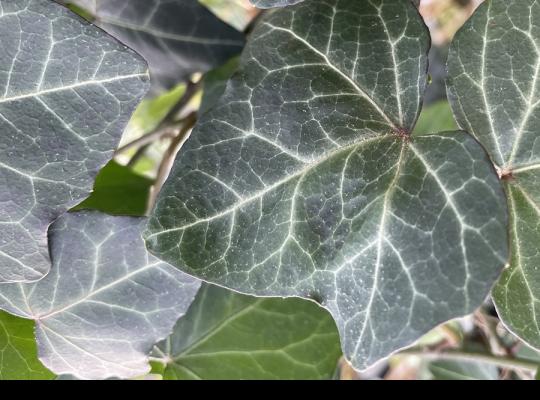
[0, 212, 200, 380]
[413, 101, 458, 136]
[447, 0, 540, 351]
[0, 0, 149, 283]
[250, 0, 305, 9]
[427, 360, 498, 380]
[61, 0, 245, 93]
[150, 283, 341, 380]
[145, 0, 508, 370]
[72, 161, 153, 216]
[0, 311, 55, 380]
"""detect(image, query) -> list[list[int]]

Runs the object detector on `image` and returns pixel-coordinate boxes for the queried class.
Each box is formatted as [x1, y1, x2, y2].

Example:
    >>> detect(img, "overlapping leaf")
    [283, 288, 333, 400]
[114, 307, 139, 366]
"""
[250, 0, 305, 9]
[0, 0, 149, 283]
[145, 0, 508, 370]
[447, 0, 540, 351]
[151, 283, 341, 380]
[0, 212, 200, 380]
[0, 311, 55, 380]
[61, 0, 245, 92]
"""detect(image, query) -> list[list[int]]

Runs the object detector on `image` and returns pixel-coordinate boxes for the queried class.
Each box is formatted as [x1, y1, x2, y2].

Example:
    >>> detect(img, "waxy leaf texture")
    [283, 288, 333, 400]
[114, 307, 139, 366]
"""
[0, 0, 149, 283]
[448, 0, 540, 353]
[145, 0, 509, 370]
[0, 212, 200, 380]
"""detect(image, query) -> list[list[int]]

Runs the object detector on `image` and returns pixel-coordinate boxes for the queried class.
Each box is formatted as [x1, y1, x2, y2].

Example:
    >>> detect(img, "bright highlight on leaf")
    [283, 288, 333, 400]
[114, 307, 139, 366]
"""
[448, 0, 540, 354]
[0, 0, 149, 283]
[0, 212, 200, 380]
[145, 0, 509, 371]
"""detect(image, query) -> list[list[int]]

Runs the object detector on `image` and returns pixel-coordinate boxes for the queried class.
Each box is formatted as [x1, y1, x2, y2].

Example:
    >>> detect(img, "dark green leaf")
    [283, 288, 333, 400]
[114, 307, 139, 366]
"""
[447, 0, 540, 351]
[73, 161, 153, 216]
[0, 311, 55, 380]
[0, 212, 200, 379]
[151, 283, 341, 380]
[61, 0, 245, 93]
[145, 0, 508, 371]
[0, 0, 149, 283]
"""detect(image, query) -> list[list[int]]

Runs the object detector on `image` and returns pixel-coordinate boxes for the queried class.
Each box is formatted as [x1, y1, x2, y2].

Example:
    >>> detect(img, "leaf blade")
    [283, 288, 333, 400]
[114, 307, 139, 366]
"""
[0, 0, 149, 283]
[146, 0, 508, 371]
[0, 212, 200, 380]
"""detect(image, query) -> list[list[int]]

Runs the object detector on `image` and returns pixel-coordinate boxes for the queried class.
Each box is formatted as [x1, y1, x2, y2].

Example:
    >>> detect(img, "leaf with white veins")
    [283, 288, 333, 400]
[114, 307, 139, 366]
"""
[0, 0, 149, 283]
[0, 212, 200, 380]
[60, 0, 245, 93]
[145, 0, 508, 370]
[448, 0, 540, 352]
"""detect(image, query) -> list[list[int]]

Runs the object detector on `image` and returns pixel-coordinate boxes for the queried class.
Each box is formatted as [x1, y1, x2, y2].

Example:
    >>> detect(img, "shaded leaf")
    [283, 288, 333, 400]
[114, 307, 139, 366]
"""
[0, 212, 200, 379]
[427, 360, 498, 380]
[61, 0, 245, 93]
[145, 0, 508, 371]
[199, 56, 239, 115]
[0, 0, 149, 283]
[447, 0, 540, 351]
[413, 100, 458, 136]
[151, 283, 341, 379]
[73, 161, 153, 216]
[0, 311, 55, 380]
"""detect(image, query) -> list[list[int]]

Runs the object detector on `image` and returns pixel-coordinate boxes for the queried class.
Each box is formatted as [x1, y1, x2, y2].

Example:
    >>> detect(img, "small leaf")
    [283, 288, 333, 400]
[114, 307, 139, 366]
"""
[0, 0, 149, 283]
[0, 311, 55, 380]
[61, 0, 245, 93]
[250, 0, 305, 8]
[145, 0, 508, 371]
[73, 161, 153, 216]
[151, 283, 341, 380]
[0, 212, 200, 380]
[447, 0, 540, 351]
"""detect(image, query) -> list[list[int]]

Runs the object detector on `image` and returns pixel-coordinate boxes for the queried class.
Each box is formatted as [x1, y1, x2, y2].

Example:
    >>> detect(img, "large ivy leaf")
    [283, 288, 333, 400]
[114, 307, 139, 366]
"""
[427, 359, 499, 380]
[0, 0, 149, 283]
[0, 212, 200, 380]
[145, 0, 508, 370]
[0, 311, 55, 380]
[250, 0, 305, 9]
[447, 0, 540, 351]
[61, 0, 245, 92]
[150, 283, 341, 380]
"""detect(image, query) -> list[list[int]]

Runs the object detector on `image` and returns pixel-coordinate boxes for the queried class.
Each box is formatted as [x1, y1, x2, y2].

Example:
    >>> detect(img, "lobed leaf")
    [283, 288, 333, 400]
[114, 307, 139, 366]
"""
[0, 0, 149, 283]
[0, 212, 200, 380]
[448, 0, 540, 351]
[145, 0, 508, 370]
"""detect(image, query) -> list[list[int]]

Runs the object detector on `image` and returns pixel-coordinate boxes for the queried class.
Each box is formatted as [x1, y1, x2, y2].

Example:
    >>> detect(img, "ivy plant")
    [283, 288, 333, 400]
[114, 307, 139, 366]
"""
[144, 0, 508, 370]
[1, 0, 540, 380]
